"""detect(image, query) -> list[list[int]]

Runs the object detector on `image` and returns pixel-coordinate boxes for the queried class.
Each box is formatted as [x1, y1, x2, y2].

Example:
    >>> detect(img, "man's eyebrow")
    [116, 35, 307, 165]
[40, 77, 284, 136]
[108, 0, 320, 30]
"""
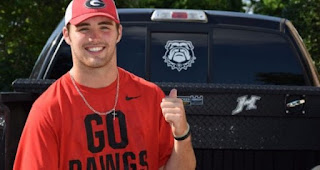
[98, 21, 113, 26]
[75, 21, 113, 27]
[76, 23, 90, 27]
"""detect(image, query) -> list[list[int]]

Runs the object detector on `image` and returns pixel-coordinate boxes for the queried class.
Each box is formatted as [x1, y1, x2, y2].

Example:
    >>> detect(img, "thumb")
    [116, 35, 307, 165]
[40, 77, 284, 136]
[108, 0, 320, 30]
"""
[169, 89, 177, 98]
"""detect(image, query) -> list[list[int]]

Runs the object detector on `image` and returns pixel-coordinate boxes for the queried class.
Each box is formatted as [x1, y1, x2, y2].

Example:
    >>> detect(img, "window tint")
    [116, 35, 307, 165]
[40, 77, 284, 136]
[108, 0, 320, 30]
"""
[117, 26, 146, 78]
[212, 28, 305, 85]
[150, 33, 208, 83]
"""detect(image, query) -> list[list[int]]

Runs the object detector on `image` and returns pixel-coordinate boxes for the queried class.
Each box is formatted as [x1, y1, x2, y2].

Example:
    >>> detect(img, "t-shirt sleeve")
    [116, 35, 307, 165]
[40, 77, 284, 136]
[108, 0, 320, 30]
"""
[157, 88, 174, 167]
[13, 105, 59, 169]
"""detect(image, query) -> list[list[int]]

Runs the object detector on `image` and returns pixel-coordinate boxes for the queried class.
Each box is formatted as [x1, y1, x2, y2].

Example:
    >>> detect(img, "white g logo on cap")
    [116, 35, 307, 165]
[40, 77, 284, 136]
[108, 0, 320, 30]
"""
[86, 0, 105, 8]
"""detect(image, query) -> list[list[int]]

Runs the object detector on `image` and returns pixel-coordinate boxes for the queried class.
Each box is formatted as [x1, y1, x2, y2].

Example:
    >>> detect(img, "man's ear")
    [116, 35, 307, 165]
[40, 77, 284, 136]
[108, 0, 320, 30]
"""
[116, 24, 123, 43]
[62, 26, 71, 45]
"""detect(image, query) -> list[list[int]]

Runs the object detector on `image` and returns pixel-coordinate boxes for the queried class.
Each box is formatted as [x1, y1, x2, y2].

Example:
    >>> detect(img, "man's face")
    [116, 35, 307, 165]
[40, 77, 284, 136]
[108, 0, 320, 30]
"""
[63, 16, 122, 70]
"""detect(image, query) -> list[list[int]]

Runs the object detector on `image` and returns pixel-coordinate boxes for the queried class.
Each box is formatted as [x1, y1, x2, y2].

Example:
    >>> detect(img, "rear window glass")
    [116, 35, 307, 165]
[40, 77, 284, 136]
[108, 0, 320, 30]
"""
[117, 26, 146, 78]
[212, 28, 305, 85]
[48, 24, 307, 86]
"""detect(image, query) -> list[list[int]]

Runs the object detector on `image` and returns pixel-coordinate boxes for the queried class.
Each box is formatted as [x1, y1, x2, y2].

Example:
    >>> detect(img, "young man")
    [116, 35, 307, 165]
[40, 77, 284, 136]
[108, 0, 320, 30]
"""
[13, 0, 196, 169]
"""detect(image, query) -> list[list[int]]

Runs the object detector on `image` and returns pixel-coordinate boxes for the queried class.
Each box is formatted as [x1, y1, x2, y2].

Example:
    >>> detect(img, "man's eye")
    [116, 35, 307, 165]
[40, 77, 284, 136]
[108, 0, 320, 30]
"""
[101, 26, 110, 30]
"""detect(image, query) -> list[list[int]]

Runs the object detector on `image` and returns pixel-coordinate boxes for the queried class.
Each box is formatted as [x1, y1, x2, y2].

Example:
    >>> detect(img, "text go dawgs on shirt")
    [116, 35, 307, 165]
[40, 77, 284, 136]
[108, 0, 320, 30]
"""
[69, 111, 149, 170]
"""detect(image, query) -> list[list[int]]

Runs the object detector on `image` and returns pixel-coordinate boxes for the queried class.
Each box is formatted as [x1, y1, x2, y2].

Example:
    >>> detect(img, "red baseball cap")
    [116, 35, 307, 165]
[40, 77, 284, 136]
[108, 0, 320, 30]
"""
[65, 0, 120, 26]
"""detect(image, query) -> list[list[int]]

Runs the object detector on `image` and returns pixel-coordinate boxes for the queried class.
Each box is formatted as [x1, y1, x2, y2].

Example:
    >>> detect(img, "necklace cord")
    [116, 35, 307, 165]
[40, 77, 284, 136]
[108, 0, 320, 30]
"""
[69, 72, 119, 119]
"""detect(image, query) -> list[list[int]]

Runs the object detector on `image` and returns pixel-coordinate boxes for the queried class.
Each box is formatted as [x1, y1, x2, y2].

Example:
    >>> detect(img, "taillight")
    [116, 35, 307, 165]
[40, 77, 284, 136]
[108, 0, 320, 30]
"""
[151, 9, 208, 23]
[172, 12, 188, 19]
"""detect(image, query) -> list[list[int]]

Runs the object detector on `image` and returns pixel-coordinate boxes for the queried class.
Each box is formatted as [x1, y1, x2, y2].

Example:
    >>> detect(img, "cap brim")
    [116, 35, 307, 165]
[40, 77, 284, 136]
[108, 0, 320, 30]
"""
[69, 12, 120, 25]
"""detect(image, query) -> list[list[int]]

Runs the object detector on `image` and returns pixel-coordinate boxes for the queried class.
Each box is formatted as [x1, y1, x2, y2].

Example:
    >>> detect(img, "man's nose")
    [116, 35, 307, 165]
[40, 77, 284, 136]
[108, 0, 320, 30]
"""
[88, 30, 100, 42]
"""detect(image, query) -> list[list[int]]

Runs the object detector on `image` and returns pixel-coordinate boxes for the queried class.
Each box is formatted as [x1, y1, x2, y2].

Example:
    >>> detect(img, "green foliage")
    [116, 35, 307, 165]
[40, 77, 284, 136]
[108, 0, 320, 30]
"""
[251, 0, 320, 73]
[283, 0, 320, 73]
[116, 0, 243, 11]
[0, 1, 70, 91]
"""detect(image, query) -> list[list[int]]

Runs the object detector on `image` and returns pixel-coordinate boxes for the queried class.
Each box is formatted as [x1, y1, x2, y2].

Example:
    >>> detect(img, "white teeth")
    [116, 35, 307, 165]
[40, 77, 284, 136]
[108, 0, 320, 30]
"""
[88, 47, 103, 52]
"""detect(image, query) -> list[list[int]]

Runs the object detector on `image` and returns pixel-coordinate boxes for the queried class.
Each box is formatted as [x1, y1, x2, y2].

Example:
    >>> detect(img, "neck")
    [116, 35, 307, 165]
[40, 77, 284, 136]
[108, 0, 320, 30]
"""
[69, 66, 118, 88]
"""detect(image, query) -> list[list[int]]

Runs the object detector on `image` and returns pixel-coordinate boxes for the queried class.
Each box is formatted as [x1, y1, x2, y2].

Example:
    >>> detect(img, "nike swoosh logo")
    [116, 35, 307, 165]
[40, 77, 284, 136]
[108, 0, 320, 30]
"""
[125, 95, 141, 101]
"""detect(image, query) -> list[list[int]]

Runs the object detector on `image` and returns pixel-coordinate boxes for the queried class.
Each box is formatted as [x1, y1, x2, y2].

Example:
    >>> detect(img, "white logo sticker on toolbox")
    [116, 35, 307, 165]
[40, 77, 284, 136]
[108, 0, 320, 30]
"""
[179, 95, 203, 106]
[232, 95, 261, 115]
[163, 40, 196, 72]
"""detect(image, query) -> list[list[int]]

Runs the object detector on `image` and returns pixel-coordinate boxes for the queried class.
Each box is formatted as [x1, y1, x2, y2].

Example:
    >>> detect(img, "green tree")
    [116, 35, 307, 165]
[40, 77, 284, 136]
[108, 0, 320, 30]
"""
[117, 0, 243, 11]
[0, 1, 70, 91]
[283, 0, 320, 72]
[250, 0, 320, 72]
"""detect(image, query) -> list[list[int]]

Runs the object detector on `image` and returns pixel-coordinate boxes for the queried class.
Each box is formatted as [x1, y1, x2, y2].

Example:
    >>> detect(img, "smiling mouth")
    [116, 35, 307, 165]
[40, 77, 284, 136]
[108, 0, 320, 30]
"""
[86, 47, 104, 52]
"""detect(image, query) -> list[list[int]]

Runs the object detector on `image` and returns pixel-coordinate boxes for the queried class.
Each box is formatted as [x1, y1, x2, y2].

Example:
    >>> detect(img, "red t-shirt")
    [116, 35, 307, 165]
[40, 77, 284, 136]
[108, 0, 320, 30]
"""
[14, 68, 174, 170]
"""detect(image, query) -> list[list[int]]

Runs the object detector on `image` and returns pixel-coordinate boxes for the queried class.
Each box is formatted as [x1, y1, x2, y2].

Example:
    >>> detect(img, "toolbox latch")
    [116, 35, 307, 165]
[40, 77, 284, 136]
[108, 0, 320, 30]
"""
[285, 94, 306, 115]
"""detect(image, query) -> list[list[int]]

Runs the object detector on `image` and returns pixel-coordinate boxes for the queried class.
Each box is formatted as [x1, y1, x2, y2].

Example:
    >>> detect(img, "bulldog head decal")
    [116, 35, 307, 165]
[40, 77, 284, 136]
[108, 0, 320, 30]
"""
[163, 40, 196, 72]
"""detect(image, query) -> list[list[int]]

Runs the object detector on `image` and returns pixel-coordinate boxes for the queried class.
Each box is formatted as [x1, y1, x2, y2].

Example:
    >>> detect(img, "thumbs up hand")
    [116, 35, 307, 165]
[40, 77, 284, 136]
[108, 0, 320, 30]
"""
[161, 89, 189, 137]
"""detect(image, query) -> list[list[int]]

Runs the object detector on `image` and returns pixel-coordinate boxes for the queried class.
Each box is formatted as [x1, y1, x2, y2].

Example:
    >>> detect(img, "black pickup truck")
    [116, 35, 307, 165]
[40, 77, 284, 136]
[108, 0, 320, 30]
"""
[1, 8, 320, 170]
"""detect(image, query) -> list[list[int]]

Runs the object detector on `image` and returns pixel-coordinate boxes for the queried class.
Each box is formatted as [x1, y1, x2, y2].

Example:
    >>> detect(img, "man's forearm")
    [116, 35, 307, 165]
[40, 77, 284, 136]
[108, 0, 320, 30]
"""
[164, 135, 196, 170]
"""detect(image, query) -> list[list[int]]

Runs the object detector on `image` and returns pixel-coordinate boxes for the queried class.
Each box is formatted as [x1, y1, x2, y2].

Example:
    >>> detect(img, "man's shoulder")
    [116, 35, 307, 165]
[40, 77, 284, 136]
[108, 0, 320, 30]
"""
[33, 73, 69, 107]
[120, 67, 158, 88]
[119, 67, 164, 96]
